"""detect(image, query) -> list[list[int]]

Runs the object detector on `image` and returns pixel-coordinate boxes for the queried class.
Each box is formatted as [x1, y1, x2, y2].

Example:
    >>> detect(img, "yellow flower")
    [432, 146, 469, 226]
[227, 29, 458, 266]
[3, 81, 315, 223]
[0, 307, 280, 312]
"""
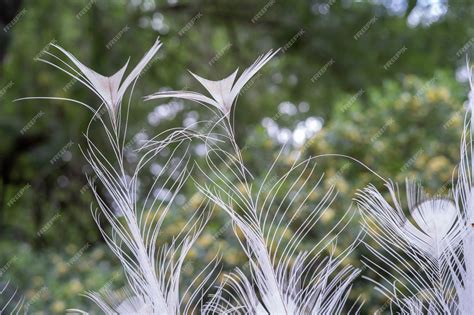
[223, 249, 240, 265]
[56, 261, 69, 275]
[394, 99, 404, 110]
[205, 251, 218, 262]
[410, 98, 421, 110]
[65, 244, 77, 255]
[51, 300, 66, 313]
[426, 89, 438, 102]
[282, 228, 293, 240]
[68, 278, 84, 294]
[446, 113, 462, 129]
[189, 194, 203, 209]
[187, 248, 197, 259]
[428, 156, 450, 173]
[400, 92, 411, 103]
[284, 154, 297, 166]
[51, 254, 62, 264]
[373, 141, 385, 153]
[321, 208, 335, 223]
[308, 190, 319, 201]
[25, 289, 35, 299]
[237, 182, 247, 193]
[92, 248, 105, 260]
[438, 87, 450, 102]
[347, 130, 361, 142]
[197, 234, 213, 247]
[335, 179, 349, 193]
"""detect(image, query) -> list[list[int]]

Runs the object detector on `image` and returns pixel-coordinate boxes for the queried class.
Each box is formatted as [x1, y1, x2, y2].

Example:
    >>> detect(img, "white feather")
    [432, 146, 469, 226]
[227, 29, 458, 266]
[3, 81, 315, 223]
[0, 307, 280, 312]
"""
[0, 281, 24, 315]
[145, 49, 280, 119]
[197, 131, 360, 314]
[41, 37, 161, 125]
[358, 180, 460, 313]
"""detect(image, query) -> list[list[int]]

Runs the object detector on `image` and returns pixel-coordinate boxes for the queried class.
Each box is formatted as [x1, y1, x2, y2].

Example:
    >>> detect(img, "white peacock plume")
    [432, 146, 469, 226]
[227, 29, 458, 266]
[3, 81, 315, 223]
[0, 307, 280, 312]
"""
[197, 140, 362, 314]
[145, 49, 280, 120]
[358, 180, 461, 313]
[357, 69, 474, 313]
[73, 134, 218, 314]
[450, 67, 474, 315]
[32, 38, 221, 314]
[144, 48, 361, 313]
[25, 37, 162, 128]
[23, 38, 377, 314]
[0, 281, 24, 315]
[145, 49, 281, 192]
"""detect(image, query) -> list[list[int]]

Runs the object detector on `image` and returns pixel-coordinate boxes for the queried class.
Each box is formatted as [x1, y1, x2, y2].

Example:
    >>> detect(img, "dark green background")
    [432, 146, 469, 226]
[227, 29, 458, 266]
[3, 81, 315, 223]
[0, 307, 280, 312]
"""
[0, 0, 473, 313]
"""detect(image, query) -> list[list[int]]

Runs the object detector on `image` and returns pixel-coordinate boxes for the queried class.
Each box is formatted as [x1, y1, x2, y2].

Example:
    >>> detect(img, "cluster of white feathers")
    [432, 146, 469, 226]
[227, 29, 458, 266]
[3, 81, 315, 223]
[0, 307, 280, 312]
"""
[3, 37, 474, 315]
[357, 71, 474, 314]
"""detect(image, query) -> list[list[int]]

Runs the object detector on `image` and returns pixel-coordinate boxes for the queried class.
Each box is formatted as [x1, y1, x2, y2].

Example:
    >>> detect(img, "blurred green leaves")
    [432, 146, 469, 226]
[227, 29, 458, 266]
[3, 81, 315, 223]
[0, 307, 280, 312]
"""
[1, 0, 473, 313]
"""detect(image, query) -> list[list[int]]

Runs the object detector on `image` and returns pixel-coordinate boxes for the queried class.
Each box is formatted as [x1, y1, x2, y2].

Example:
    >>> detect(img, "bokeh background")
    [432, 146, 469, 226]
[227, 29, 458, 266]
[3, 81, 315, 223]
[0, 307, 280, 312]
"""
[1, 0, 473, 313]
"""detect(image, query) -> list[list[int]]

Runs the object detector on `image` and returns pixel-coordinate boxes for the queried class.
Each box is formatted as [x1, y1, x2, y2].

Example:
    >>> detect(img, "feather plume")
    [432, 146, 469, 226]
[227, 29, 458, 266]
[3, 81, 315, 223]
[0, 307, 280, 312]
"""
[32, 39, 364, 314]
[358, 181, 460, 313]
[74, 111, 219, 314]
[449, 66, 474, 314]
[34, 38, 222, 314]
[145, 49, 280, 119]
[194, 125, 361, 314]
[0, 281, 24, 315]
[357, 67, 474, 314]
[144, 47, 360, 314]
[30, 37, 162, 126]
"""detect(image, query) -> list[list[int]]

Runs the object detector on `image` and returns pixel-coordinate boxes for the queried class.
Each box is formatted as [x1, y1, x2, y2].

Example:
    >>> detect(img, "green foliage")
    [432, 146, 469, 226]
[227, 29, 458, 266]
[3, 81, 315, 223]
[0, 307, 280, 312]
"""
[310, 71, 464, 194]
[0, 241, 124, 314]
[1, 0, 474, 313]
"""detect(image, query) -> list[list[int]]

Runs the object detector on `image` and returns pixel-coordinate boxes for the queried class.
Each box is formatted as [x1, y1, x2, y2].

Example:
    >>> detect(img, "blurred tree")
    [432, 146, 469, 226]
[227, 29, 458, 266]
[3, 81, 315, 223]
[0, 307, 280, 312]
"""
[1, 0, 473, 312]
